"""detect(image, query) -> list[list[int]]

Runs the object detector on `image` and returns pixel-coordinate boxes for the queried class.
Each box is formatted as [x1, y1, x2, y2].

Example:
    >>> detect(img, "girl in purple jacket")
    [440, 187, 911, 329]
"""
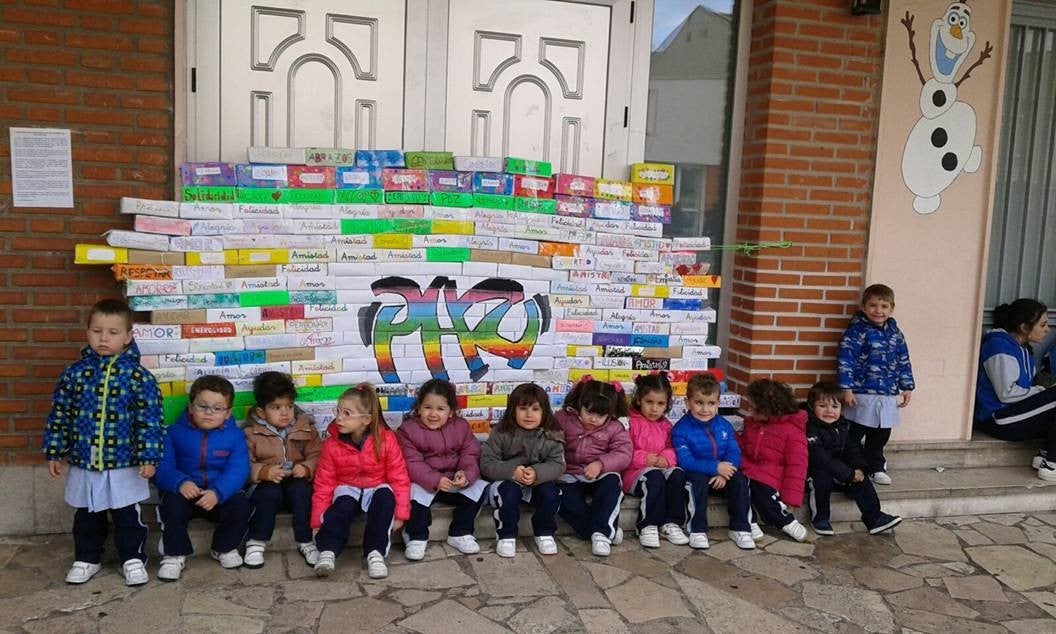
[555, 377, 633, 557]
[396, 379, 485, 561]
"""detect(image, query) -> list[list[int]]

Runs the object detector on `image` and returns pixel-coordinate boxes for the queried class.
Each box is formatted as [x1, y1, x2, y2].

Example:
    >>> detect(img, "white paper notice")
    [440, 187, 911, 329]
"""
[10, 127, 73, 208]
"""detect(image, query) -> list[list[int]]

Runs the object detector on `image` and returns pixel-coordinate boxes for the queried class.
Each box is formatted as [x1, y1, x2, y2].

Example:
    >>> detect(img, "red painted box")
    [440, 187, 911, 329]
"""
[553, 173, 596, 198]
[513, 175, 555, 199]
[288, 165, 337, 189]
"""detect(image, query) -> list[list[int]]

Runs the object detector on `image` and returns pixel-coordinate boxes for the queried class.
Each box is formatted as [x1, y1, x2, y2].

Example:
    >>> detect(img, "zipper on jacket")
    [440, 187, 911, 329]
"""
[703, 425, 718, 461]
[753, 427, 764, 462]
[95, 355, 118, 469]
[199, 433, 209, 488]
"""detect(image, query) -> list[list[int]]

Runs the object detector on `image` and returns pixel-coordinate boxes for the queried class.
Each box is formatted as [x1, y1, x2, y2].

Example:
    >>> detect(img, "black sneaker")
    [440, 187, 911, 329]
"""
[868, 513, 902, 534]
[812, 519, 835, 536]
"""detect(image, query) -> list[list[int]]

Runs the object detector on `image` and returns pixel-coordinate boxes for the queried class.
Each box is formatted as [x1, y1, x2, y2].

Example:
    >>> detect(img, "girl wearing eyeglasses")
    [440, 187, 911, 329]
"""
[310, 384, 410, 579]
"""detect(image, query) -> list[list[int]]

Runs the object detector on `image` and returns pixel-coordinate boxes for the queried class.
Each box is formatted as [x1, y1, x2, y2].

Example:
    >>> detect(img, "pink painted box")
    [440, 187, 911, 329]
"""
[554, 173, 596, 198]
[180, 162, 236, 187]
[133, 215, 192, 236]
[555, 195, 595, 218]
[288, 165, 336, 189]
[427, 171, 474, 193]
[382, 168, 428, 191]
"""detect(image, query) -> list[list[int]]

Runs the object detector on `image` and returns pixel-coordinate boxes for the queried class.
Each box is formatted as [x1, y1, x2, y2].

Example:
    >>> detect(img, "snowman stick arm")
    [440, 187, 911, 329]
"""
[900, 12, 926, 86]
[955, 41, 994, 88]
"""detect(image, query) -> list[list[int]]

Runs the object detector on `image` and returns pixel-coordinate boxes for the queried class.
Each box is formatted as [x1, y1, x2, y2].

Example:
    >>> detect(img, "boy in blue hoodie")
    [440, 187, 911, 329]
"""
[43, 299, 163, 586]
[154, 375, 251, 581]
[671, 374, 755, 550]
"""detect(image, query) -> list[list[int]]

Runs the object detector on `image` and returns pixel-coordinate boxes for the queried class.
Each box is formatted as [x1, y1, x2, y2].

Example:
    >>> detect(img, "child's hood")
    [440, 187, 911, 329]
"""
[558, 408, 622, 436]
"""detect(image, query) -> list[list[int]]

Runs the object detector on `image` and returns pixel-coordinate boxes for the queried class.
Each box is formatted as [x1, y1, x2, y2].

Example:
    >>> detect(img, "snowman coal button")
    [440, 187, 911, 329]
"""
[931, 128, 948, 147]
[941, 153, 958, 172]
[932, 91, 947, 108]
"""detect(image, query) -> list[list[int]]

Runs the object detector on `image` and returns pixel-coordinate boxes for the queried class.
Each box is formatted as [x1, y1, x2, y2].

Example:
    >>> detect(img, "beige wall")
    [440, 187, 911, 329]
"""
[867, 0, 1013, 441]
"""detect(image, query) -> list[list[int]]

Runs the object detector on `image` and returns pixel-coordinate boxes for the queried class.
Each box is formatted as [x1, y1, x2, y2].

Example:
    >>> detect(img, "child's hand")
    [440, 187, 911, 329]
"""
[291, 464, 309, 479]
[195, 490, 218, 511]
[853, 469, 865, 483]
[452, 471, 468, 488]
[709, 475, 727, 490]
[437, 477, 456, 492]
[47, 461, 63, 479]
[645, 454, 659, 467]
[139, 464, 156, 479]
[512, 466, 529, 485]
[179, 481, 202, 500]
[842, 390, 857, 407]
[655, 456, 670, 469]
[899, 391, 913, 408]
[716, 462, 737, 478]
[266, 466, 288, 484]
[393, 519, 404, 531]
[583, 461, 603, 481]
[522, 467, 537, 486]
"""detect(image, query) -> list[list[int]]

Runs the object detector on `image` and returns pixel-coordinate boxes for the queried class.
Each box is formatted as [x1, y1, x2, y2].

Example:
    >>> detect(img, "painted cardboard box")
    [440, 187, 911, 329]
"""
[180, 162, 236, 187]
[472, 172, 515, 195]
[288, 165, 337, 189]
[404, 151, 455, 170]
[514, 175, 555, 199]
[631, 183, 674, 206]
[504, 157, 553, 177]
[554, 173, 597, 197]
[335, 167, 382, 189]
[355, 150, 405, 168]
[594, 179, 634, 201]
[630, 162, 676, 185]
[427, 171, 473, 193]
[304, 147, 357, 166]
[236, 164, 290, 188]
[454, 156, 504, 172]
[382, 169, 428, 191]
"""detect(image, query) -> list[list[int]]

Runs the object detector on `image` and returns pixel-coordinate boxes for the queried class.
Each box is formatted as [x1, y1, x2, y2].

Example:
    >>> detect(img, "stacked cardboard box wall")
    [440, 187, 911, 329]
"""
[74, 148, 736, 434]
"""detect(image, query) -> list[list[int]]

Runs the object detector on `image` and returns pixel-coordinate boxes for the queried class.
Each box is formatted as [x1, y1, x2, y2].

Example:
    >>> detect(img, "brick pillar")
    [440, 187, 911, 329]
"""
[726, 0, 885, 395]
[0, 0, 174, 462]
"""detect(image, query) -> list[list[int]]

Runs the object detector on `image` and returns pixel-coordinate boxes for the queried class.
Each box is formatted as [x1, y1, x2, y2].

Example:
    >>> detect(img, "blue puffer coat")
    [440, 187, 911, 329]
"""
[837, 313, 915, 395]
[154, 410, 250, 504]
[671, 413, 741, 477]
[42, 342, 164, 471]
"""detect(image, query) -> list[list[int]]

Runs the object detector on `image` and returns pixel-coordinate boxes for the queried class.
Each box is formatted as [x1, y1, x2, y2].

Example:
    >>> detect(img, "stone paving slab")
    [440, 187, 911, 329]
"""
[1, 514, 1056, 632]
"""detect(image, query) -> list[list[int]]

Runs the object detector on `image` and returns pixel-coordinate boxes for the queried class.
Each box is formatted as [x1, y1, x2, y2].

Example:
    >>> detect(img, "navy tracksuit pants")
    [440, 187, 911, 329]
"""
[848, 424, 892, 475]
[685, 470, 751, 533]
[314, 490, 396, 558]
[807, 468, 882, 527]
[248, 479, 313, 544]
[158, 491, 252, 557]
[747, 480, 796, 528]
[630, 468, 687, 530]
[72, 504, 148, 564]
[557, 473, 623, 541]
[405, 490, 484, 541]
[491, 480, 560, 540]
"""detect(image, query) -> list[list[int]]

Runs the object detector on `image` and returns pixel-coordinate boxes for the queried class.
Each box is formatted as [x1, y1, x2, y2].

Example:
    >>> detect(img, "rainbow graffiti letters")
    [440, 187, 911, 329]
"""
[362, 277, 551, 383]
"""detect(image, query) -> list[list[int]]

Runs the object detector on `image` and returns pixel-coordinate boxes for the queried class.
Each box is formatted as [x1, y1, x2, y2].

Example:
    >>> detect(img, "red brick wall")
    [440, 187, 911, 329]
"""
[726, 0, 886, 395]
[0, 0, 174, 462]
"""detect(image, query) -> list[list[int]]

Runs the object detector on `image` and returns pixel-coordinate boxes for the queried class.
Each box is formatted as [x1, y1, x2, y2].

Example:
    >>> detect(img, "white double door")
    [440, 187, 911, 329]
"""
[187, 0, 638, 176]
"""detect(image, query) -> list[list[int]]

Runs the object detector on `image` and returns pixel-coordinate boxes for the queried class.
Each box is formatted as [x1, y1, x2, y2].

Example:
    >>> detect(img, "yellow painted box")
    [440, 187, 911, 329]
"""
[75, 244, 128, 265]
[237, 249, 290, 265]
[630, 162, 676, 186]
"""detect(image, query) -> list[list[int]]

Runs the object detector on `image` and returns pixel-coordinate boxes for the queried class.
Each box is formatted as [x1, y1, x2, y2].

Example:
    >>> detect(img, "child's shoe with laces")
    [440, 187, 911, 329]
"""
[366, 550, 388, 579]
[122, 559, 149, 586]
[446, 535, 481, 554]
[297, 542, 320, 566]
[65, 561, 102, 584]
[660, 523, 690, 545]
[638, 525, 660, 548]
[314, 550, 335, 577]
[243, 539, 266, 568]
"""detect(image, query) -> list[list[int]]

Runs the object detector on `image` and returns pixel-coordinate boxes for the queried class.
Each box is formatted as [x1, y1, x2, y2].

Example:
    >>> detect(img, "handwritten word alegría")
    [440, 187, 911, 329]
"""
[359, 277, 551, 383]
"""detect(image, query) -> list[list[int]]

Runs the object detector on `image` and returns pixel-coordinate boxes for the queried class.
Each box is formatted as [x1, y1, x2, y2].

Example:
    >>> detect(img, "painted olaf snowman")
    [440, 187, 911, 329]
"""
[900, 2, 993, 214]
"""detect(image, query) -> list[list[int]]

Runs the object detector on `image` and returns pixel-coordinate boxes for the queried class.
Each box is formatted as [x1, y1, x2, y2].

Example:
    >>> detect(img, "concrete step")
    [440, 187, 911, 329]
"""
[884, 434, 1040, 470]
[150, 463, 1056, 554]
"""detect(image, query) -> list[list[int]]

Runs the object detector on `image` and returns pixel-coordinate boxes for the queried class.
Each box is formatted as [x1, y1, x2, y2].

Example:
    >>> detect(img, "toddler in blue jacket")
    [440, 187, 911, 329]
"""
[154, 375, 251, 581]
[671, 374, 755, 550]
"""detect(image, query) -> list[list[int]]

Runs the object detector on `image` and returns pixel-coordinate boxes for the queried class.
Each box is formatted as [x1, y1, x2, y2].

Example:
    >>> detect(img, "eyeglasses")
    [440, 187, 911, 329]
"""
[192, 403, 230, 415]
[334, 407, 372, 420]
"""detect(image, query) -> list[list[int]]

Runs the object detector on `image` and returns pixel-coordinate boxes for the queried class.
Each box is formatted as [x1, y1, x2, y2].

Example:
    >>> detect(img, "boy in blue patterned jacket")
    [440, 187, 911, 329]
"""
[837, 284, 915, 486]
[43, 299, 164, 586]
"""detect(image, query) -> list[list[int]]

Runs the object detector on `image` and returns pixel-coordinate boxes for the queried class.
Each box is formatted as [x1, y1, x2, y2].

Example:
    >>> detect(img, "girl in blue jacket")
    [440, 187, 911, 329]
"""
[154, 375, 252, 581]
[976, 298, 1056, 480]
[671, 374, 755, 551]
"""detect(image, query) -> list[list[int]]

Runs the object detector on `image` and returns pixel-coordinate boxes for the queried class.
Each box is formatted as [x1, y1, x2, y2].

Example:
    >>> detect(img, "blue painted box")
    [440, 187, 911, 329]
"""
[472, 172, 515, 195]
[335, 166, 382, 190]
[355, 150, 405, 168]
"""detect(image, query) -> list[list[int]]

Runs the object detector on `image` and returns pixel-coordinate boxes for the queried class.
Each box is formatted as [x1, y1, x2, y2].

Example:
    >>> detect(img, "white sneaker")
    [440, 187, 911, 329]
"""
[689, 532, 710, 549]
[211, 549, 243, 569]
[591, 533, 612, 557]
[122, 559, 149, 586]
[638, 525, 661, 548]
[1038, 459, 1056, 482]
[1033, 450, 1049, 470]
[314, 550, 335, 577]
[496, 538, 517, 558]
[782, 520, 808, 542]
[727, 530, 756, 550]
[243, 539, 266, 568]
[750, 523, 764, 540]
[446, 534, 481, 554]
[297, 542, 320, 566]
[65, 561, 101, 584]
[404, 539, 428, 561]
[660, 523, 690, 545]
[366, 550, 388, 579]
[157, 556, 185, 582]
[870, 471, 893, 485]
[534, 535, 558, 555]
[612, 527, 624, 545]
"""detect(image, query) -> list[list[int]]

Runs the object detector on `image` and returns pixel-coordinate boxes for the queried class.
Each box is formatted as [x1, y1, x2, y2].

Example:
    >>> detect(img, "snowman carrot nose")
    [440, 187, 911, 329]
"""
[950, 24, 963, 39]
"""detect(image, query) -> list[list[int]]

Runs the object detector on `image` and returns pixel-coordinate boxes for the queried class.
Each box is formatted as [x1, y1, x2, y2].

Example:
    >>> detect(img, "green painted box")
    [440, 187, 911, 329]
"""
[334, 189, 384, 204]
[385, 191, 430, 205]
[426, 247, 471, 262]
[237, 189, 335, 204]
[389, 218, 432, 234]
[239, 290, 291, 307]
[403, 151, 455, 170]
[504, 157, 553, 177]
[514, 197, 557, 214]
[182, 186, 236, 203]
[430, 192, 474, 208]
[341, 219, 395, 234]
[472, 193, 516, 210]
